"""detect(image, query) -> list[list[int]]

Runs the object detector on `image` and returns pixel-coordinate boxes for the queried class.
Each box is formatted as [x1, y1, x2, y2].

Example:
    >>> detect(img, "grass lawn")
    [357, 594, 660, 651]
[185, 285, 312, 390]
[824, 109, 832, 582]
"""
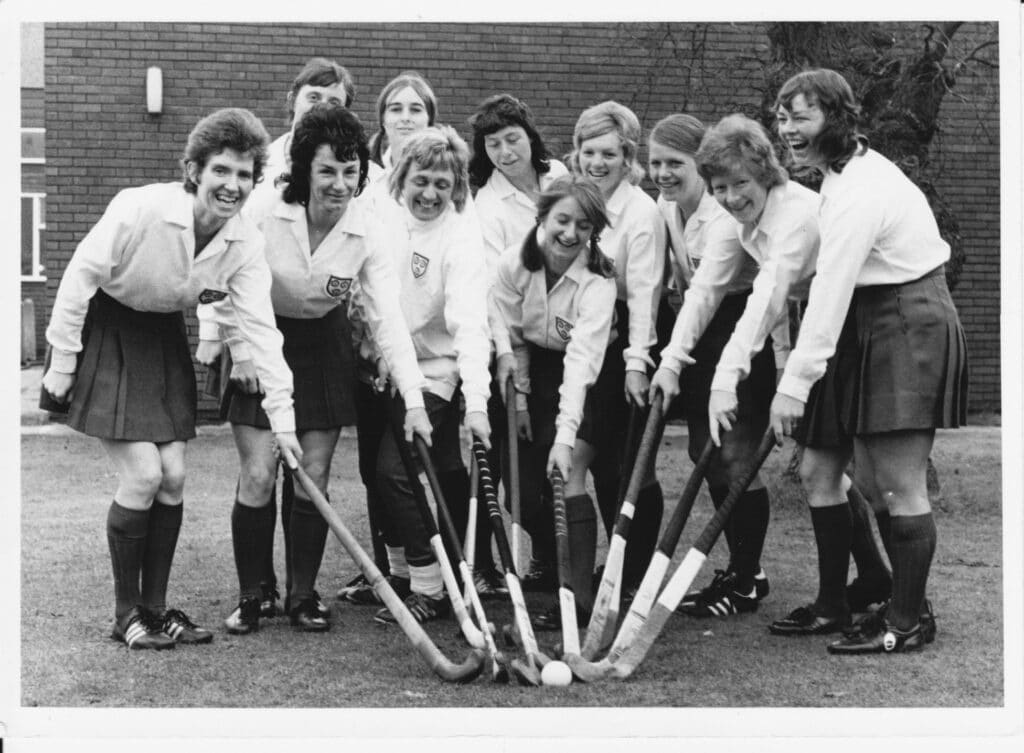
[19, 425, 1003, 710]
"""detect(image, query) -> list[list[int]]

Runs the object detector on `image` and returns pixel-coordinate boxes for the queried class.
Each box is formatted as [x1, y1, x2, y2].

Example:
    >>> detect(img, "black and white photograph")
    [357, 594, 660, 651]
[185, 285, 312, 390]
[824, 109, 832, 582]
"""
[2, 0, 1021, 750]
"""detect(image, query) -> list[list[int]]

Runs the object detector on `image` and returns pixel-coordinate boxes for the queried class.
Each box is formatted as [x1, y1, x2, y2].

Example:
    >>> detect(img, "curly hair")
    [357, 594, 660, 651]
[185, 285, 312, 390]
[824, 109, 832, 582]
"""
[696, 113, 788, 191]
[368, 71, 438, 167]
[467, 93, 552, 188]
[389, 125, 471, 213]
[181, 108, 270, 194]
[281, 103, 369, 205]
[285, 57, 356, 122]
[524, 174, 615, 278]
[570, 100, 645, 186]
[775, 68, 863, 172]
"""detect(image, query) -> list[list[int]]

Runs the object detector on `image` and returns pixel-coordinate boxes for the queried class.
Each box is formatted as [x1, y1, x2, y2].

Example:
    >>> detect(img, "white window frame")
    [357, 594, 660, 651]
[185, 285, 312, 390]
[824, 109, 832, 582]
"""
[21, 126, 46, 282]
[21, 192, 46, 282]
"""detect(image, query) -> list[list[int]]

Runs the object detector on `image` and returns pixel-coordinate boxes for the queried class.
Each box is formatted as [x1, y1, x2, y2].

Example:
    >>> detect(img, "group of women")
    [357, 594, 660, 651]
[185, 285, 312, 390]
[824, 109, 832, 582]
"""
[42, 57, 967, 658]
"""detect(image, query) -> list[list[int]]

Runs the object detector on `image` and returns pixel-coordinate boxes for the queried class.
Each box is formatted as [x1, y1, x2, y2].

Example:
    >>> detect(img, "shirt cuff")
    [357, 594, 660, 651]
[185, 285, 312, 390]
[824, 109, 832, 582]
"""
[554, 427, 577, 448]
[402, 388, 425, 411]
[464, 393, 490, 415]
[50, 348, 78, 374]
[658, 353, 695, 376]
[625, 357, 650, 374]
[709, 371, 739, 395]
[266, 407, 296, 434]
[776, 373, 812, 404]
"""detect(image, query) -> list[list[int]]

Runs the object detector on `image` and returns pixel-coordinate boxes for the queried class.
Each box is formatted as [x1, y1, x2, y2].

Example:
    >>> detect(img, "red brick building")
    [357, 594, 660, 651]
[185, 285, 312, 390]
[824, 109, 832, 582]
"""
[35, 21, 1002, 413]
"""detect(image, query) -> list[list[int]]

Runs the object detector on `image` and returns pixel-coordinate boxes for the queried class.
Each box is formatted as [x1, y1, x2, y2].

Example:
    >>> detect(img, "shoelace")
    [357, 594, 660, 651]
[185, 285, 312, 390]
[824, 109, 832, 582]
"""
[162, 608, 197, 630]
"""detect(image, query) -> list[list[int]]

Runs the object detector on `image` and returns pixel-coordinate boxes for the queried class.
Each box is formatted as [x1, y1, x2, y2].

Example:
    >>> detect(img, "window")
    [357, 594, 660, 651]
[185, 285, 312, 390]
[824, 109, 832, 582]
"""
[21, 127, 46, 282]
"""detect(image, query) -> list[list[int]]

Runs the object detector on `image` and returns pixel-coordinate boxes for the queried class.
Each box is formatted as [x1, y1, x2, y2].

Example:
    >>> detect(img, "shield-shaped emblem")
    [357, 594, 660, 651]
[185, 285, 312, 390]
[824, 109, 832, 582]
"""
[555, 316, 573, 341]
[198, 288, 228, 304]
[411, 252, 429, 279]
[325, 275, 353, 298]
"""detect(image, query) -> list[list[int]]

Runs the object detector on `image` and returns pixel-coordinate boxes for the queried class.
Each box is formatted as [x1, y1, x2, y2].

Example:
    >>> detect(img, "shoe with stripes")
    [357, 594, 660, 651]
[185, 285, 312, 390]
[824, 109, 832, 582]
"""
[159, 608, 213, 644]
[374, 592, 450, 625]
[110, 606, 176, 651]
[677, 572, 759, 618]
[682, 568, 770, 610]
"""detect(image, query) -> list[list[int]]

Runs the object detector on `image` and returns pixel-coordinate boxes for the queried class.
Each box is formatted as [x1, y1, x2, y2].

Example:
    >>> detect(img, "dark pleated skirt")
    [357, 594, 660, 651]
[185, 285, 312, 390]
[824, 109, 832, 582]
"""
[797, 265, 969, 447]
[224, 306, 357, 431]
[66, 289, 196, 442]
[526, 344, 598, 448]
[678, 289, 776, 424]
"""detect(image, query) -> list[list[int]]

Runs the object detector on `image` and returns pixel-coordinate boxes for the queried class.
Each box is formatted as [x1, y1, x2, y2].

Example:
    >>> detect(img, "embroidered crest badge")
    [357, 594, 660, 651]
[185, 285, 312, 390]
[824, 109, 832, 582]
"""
[325, 275, 353, 298]
[555, 316, 573, 341]
[197, 289, 228, 304]
[411, 252, 429, 279]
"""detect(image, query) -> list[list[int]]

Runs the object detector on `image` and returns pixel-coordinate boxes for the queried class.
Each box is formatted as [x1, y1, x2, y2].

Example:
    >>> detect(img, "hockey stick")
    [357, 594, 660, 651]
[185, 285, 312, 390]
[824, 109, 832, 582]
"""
[412, 435, 510, 683]
[505, 373, 525, 574]
[385, 398, 487, 651]
[566, 435, 717, 682]
[579, 392, 665, 661]
[606, 428, 777, 680]
[549, 467, 583, 660]
[469, 441, 553, 686]
[461, 454, 480, 607]
[290, 465, 484, 683]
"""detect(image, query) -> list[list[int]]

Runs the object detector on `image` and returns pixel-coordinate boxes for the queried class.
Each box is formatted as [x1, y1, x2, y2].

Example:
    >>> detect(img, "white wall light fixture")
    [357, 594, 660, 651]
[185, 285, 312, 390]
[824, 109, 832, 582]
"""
[146, 66, 163, 115]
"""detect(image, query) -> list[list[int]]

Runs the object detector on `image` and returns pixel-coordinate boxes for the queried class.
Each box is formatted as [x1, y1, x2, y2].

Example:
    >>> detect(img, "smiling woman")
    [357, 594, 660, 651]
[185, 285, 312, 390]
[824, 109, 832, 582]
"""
[39, 107, 300, 650]
[197, 103, 431, 637]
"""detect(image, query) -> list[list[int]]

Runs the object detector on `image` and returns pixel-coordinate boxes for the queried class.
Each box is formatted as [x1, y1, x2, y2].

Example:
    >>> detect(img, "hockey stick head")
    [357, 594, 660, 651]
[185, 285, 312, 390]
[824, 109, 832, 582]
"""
[510, 656, 541, 686]
[563, 653, 615, 683]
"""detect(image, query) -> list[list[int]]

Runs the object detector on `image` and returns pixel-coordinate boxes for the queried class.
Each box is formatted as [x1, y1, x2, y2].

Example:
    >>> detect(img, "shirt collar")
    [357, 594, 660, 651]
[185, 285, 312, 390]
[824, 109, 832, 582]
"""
[605, 179, 633, 218]
[166, 184, 247, 243]
[274, 196, 367, 237]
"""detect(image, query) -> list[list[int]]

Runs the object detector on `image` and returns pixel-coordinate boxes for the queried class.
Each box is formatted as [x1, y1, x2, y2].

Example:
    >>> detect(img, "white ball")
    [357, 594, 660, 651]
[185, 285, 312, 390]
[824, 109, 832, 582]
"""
[541, 660, 573, 687]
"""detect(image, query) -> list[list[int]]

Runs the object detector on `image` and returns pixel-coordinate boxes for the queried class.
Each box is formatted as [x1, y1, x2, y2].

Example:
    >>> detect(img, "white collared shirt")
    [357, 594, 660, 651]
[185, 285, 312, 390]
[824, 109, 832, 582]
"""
[475, 160, 569, 275]
[201, 195, 426, 410]
[708, 180, 821, 394]
[45, 182, 296, 432]
[777, 148, 951, 403]
[490, 235, 617, 447]
[368, 200, 493, 414]
[600, 180, 667, 372]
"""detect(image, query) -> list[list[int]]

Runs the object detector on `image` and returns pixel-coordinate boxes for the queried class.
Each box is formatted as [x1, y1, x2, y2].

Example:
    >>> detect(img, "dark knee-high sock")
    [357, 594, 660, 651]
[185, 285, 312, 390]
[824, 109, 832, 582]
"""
[281, 473, 294, 594]
[258, 485, 277, 589]
[874, 508, 894, 564]
[730, 488, 771, 593]
[565, 493, 597, 615]
[289, 495, 329, 604]
[437, 468, 469, 563]
[810, 503, 852, 618]
[847, 484, 891, 587]
[232, 499, 276, 601]
[888, 513, 937, 631]
[623, 482, 664, 590]
[365, 485, 390, 574]
[140, 500, 183, 615]
[593, 472, 618, 538]
[708, 484, 736, 564]
[107, 501, 149, 622]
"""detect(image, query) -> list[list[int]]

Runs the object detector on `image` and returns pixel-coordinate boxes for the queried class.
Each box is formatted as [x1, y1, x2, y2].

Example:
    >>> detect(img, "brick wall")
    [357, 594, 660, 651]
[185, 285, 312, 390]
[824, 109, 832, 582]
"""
[42, 21, 1002, 412]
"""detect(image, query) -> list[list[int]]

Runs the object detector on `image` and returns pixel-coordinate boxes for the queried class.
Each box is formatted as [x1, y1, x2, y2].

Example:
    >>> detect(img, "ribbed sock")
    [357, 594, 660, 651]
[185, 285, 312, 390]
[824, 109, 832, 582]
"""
[140, 500, 183, 615]
[888, 513, 937, 631]
[730, 487, 771, 593]
[232, 499, 276, 600]
[809, 503, 852, 619]
[409, 562, 445, 598]
[106, 501, 149, 623]
[623, 482, 664, 591]
[288, 495, 329, 604]
[565, 493, 597, 615]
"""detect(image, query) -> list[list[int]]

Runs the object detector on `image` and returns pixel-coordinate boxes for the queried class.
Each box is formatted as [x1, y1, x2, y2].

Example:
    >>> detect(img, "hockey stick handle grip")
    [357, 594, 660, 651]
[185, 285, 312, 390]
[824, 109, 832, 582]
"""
[549, 468, 571, 592]
[656, 436, 717, 556]
[615, 392, 665, 535]
[471, 441, 516, 575]
[692, 428, 776, 555]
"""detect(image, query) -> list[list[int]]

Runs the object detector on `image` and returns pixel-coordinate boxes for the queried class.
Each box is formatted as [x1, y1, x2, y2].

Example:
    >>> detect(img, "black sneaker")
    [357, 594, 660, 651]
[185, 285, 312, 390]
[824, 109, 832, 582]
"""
[290, 597, 330, 632]
[827, 619, 925, 655]
[336, 573, 370, 601]
[225, 597, 261, 635]
[110, 607, 176, 650]
[678, 572, 759, 618]
[472, 567, 509, 600]
[680, 569, 732, 609]
[845, 576, 892, 612]
[529, 604, 591, 632]
[284, 590, 331, 618]
[374, 592, 450, 625]
[343, 575, 411, 606]
[753, 568, 770, 600]
[846, 599, 937, 645]
[769, 605, 849, 636]
[159, 608, 214, 644]
[259, 583, 280, 619]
